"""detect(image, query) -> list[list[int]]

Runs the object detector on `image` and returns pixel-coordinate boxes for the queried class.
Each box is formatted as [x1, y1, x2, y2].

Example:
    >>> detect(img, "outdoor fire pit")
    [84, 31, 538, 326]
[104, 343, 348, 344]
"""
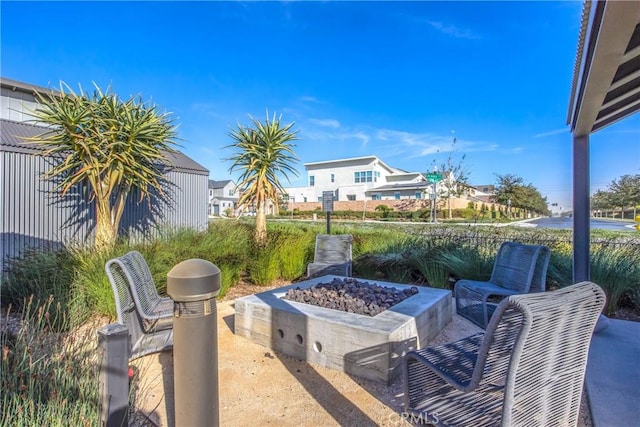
[234, 275, 453, 383]
[282, 277, 420, 316]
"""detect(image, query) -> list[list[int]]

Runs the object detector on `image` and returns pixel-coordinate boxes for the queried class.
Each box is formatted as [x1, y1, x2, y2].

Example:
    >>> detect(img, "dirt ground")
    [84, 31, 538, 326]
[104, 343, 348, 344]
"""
[129, 283, 593, 427]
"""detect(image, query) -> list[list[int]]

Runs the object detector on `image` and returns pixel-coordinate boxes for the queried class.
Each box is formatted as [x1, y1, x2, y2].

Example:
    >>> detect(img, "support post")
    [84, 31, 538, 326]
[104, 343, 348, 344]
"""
[98, 323, 130, 427]
[326, 212, 331, 234]
[572, 134, 590, 283]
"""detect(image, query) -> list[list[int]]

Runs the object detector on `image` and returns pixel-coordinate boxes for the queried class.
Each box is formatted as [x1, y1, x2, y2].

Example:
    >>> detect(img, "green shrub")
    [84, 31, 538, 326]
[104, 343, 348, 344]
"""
[1, 248, 78, 329]
[275, 229, 315, 281]
[433, 246, 495, 282]
[407, 245, 452, 288]
[2, 221, 638, 321]
[0, 297, 102, 425]
[590, 243, 640, 315]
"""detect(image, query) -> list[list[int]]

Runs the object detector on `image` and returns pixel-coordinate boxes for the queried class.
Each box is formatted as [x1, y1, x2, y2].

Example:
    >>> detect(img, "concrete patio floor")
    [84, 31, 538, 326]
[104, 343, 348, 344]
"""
[586, 318, 640, 427]
[129, 297, 632, 426]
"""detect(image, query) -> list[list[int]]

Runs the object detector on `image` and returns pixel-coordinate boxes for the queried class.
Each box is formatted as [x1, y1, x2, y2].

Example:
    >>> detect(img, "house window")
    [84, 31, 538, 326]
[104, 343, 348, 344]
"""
[228, 190, 234, 196]
[331, 173, 335, 183]
[415, 192, 422, 199]
[355, 171, 374, 183]
[394, 192, 401, 200]
[309, 176, 315, 186]
[347, 195, 356, 201]
[371, 194, 381, 200]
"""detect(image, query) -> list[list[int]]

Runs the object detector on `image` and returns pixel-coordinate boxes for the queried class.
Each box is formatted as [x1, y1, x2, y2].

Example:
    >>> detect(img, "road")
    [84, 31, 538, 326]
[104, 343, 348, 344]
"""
[528, 217, 637, 232]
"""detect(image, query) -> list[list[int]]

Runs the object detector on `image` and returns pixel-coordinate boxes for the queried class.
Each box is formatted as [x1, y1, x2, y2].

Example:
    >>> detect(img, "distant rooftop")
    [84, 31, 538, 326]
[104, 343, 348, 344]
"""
[209, 179, 233, 189]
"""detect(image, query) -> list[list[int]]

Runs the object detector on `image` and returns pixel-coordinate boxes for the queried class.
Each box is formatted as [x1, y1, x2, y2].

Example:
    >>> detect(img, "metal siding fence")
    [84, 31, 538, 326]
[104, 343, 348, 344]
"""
[1, 149, 209, 275]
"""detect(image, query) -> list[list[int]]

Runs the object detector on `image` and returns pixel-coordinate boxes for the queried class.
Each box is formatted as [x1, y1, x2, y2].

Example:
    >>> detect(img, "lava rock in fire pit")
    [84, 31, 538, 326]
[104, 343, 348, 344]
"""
[281, 277, 419, 316]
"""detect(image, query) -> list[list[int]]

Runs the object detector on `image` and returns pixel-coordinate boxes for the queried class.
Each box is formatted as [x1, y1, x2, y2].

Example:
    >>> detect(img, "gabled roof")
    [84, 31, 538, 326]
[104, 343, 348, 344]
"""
[0, 119, 208, 175]
[208, 179, 233, 189]
[304, 155, 397, 174]
[304, 155, 378, 167]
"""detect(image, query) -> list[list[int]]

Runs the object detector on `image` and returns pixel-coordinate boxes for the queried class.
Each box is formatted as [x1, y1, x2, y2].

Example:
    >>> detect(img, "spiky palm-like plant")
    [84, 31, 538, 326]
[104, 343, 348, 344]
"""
[226, 112, 299, 245]
[26, 82, 178, 250]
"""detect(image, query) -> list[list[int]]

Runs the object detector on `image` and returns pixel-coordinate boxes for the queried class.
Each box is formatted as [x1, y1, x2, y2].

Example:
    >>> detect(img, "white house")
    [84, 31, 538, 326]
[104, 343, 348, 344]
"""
[285, 155, 452, 202]
[208, 179, 238, 216]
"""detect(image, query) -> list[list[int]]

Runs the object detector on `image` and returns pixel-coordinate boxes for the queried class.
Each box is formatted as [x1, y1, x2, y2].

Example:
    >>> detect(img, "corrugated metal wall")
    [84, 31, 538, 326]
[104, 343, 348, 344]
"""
[1, 149, 208, 274]
[119, 169, 209, 242]
[1, 150, 94, 274]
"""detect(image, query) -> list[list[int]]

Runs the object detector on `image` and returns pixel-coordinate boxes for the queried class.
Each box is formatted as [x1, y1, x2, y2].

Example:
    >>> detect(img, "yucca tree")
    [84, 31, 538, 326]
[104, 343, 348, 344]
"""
[226, 112, 299, 245]
[25, 82, 178, 250]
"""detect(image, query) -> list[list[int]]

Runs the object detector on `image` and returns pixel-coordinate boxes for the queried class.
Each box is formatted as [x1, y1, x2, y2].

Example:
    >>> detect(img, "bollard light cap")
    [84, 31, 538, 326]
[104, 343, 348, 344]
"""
[167, 259, 221, 302]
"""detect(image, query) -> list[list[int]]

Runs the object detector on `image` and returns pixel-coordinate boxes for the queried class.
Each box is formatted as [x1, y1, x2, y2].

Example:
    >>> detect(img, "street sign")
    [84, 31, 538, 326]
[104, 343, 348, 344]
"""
[426, 173, 443, 183]
[322, 191, 334, 213]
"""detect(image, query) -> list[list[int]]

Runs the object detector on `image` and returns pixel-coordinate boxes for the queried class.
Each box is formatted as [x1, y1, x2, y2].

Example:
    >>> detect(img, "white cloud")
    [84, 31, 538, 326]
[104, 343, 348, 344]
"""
[533, 128, 569, 138]
[340, 131, 369, 146]
[376, 129, 454, 154]
[301, 123, 499, 160]
[309, 118, 340, 128]
[298, 96, 320, 104]
[426, 20, 480, 40]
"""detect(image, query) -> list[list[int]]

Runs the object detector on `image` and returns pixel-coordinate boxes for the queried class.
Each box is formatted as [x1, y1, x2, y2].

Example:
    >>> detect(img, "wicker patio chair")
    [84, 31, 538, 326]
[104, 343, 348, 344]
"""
[403, 281, 605, 427]
[455, 242, 551, 328]
[307, 234, 353, 278]
[105, 250, 173, 359]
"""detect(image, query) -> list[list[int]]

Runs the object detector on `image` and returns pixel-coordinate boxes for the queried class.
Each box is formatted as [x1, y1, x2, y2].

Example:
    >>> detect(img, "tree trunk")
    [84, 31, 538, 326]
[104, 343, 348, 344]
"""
[255, 203, 267, 245]
[95, 198, 117, 250]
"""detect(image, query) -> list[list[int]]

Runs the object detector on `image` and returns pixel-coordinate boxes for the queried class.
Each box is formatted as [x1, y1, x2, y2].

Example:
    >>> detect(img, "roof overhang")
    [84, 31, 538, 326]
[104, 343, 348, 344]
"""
[1, 77, 57, 99]
[567, 1, 640, 136]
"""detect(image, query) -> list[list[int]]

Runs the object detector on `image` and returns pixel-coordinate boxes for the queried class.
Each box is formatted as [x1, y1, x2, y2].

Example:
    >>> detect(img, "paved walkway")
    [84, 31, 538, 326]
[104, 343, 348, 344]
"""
[586, 318, 640, 427]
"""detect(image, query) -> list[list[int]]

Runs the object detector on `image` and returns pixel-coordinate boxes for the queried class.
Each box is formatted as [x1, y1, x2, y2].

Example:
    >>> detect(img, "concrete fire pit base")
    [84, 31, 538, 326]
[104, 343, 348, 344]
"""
[234, 275, 453, 384]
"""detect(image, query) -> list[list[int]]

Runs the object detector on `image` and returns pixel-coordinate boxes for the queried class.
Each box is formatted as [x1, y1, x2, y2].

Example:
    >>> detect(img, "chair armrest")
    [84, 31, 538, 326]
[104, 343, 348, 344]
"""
[406, 333, 485, 391]
[135, 294, 173, 321]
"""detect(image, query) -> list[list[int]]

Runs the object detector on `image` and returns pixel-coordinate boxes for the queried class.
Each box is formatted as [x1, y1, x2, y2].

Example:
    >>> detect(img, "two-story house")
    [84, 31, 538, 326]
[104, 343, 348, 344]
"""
[208, 179, 238, 216]
[283, 155, 447, 202]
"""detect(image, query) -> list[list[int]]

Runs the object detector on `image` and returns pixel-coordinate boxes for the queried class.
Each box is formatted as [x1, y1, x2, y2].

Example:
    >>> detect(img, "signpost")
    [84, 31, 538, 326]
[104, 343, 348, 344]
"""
[322, 191, 334, 234]
[426, 173, 443, 183]
[425, 173, 442, 223]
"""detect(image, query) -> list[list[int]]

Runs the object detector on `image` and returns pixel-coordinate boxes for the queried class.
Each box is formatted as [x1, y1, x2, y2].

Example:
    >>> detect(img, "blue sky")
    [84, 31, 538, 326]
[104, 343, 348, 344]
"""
[2, 1, 639, 212]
